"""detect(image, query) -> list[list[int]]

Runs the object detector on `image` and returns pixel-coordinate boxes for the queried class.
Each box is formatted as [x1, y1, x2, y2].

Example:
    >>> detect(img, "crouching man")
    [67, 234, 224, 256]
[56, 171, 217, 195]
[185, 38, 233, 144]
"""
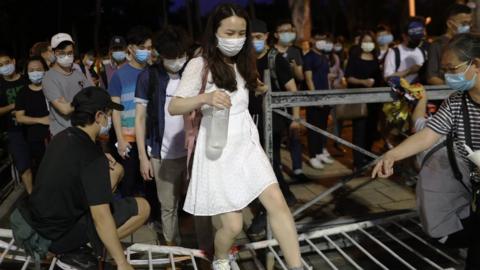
[11, 86, 150, 270]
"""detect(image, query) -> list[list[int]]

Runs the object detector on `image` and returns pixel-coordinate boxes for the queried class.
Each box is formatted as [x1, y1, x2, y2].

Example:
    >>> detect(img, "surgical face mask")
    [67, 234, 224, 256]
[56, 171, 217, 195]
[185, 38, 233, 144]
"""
[57, 55, 74, 67]
[28, 71, 45, 84]
[134, 49, 151, 64]
[102, 59, 111, 66]
[48, 54, 56, 64]
[216, 35, 246, 57]
[323, 42, 334, 53]
[163, 56, 187, 73]
[445, 62, 477, 92]
[253, 39, 266, 53]
[315, 40, 326, 51]
[0, 63, 15, 76]
[86, 59, 94, 67]
[457, 24, 471, 34]
[377, 34, 394, 46]
[278, 32, 296, 45]
[334, 44, 343, 52]
[361, 42, 375, 53]
[99, 116, 112, 136]
[112, 51, 126, 62]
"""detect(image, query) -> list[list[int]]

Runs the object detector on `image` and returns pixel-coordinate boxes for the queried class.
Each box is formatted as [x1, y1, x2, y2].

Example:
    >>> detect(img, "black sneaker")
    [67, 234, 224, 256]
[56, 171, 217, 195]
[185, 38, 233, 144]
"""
[56, 246, 98, 270]
[292, 173, 311, 184]
[247, 212, 267, 240]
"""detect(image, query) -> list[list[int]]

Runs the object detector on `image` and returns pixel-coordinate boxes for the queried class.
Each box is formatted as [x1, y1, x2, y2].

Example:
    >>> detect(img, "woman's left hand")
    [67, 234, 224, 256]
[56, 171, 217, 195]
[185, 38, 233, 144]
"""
[255, 79, 268, 96]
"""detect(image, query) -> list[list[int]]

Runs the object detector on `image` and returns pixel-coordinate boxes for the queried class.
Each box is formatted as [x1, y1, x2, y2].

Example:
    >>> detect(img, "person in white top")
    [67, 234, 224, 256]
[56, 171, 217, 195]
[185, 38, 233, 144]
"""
[134, 26, 191, 247]
[168, 3, 303, 270]
[383, 17, 427, 83]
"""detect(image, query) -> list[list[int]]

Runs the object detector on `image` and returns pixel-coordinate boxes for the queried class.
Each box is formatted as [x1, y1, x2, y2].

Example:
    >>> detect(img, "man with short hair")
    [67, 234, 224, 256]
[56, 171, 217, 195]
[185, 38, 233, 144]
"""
[0, 49, 30, 193]
[109, 26, 152, 197]
[15, 87, 150, 270]
[273, 19, 309, 183]
[42, 33, 92, 136]
[384, 17, 427, 84]
[427, 4, 472, 85]
[105, 36, 128, 85]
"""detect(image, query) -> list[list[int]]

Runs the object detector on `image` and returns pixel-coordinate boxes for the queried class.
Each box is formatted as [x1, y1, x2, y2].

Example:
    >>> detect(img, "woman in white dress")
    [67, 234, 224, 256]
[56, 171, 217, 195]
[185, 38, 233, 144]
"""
[168, 3, 303, 270]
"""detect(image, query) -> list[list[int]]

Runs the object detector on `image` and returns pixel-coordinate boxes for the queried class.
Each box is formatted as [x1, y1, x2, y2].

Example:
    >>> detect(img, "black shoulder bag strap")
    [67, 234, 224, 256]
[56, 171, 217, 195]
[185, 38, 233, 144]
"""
[393, 47, 401, 72]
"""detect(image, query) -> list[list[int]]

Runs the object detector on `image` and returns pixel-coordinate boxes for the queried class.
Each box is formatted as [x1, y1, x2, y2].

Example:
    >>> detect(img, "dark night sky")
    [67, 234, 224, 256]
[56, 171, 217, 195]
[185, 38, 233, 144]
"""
[0, 0, 458, 59]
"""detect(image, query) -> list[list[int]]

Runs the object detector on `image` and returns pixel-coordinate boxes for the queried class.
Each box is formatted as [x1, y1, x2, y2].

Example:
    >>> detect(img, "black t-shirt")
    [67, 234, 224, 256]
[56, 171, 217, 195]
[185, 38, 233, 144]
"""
[22, 127, 112, 240]
[249, 49, 293, 115]
[15, 86, 50, 142]
[345, 56, 383, 88]
[0, 75, 27, 131]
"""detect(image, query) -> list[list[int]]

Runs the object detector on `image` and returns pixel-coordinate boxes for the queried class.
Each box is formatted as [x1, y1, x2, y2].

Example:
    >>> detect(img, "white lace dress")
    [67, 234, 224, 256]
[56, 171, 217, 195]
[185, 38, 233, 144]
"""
[174, 57, 277, 216]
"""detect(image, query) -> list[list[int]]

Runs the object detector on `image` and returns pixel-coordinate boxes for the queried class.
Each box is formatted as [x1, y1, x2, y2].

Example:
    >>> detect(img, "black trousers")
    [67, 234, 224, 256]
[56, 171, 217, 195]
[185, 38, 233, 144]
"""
[306, 106, 330, 158]
[440, 214, 480, 269]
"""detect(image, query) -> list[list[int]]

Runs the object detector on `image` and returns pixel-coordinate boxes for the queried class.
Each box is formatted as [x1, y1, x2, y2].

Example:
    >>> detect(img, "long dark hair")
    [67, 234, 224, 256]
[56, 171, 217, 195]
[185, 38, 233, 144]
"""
[202, 3, 257, 92]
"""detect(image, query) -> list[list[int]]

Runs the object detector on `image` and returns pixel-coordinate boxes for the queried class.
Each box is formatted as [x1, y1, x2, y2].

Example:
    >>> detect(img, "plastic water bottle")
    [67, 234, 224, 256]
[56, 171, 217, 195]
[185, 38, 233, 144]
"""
[207, 106, 230, 150]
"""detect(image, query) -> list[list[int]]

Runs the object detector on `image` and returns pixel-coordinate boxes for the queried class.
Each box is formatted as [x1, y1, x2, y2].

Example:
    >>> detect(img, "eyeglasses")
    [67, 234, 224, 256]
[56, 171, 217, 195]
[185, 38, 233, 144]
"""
[442, 60, 471, 74]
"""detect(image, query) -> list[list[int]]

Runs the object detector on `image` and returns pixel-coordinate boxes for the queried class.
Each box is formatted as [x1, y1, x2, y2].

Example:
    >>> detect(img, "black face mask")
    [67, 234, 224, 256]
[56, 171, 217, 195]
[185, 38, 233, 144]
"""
[407, 38, 423, 49]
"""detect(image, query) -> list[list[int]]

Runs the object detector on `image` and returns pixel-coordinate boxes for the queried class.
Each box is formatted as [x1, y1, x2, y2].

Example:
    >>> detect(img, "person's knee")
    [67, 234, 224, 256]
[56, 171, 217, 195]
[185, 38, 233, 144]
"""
[135, 197, 151, 221]
[221, 218, 243, 237]
[262, 185, 289, 212]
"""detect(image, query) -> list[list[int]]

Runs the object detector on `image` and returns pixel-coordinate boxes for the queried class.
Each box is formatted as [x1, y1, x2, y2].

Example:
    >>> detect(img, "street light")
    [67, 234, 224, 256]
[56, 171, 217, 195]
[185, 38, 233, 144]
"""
[409, 0, 416, 16]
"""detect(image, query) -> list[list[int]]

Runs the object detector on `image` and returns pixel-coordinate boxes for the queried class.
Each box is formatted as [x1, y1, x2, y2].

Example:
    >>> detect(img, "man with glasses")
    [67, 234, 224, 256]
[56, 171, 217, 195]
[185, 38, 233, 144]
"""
[427, 3, 472, 85]
[43, 33, 92, 136]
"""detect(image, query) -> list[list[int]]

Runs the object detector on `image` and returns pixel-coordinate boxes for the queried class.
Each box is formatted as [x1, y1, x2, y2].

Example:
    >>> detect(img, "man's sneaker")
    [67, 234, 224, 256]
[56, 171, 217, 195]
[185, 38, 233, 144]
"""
[317, 153, 334, 164]
[247, 212, 267, 239]
[56, 246, 98, 270]
[292, 172, 311, 183]
[309, 158, 324, 169]
[212, 258, 231, 270]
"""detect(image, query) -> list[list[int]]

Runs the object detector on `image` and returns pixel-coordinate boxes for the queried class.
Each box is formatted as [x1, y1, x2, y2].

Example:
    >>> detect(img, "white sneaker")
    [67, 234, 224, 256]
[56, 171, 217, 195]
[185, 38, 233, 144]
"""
[316, 153, 334, 164]
[212, 259, 231, 270]
[309, 158, 324, 169]
[322, 149, 332, 157]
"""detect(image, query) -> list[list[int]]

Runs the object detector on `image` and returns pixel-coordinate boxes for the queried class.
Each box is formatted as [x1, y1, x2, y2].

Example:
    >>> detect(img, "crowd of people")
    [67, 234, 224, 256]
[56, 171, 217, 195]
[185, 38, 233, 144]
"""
[0, 2, 479, 270]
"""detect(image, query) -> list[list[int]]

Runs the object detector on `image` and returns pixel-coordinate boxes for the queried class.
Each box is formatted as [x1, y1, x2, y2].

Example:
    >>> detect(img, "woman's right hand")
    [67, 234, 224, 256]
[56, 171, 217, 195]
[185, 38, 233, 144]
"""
[363, 78, 375, 88]
[371, 152, 396, 178]
[205, 90, 232, 109]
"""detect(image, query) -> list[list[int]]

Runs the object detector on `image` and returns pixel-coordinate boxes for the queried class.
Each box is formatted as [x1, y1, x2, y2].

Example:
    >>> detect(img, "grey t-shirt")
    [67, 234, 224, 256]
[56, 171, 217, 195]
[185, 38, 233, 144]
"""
[42, 68, 91, 135]
[426, 35, 449, 81]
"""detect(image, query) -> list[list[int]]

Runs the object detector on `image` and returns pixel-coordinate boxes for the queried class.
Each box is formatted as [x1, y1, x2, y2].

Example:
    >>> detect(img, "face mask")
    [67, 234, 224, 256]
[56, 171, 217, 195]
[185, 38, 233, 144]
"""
[57, 55, 74, 67]
[445, 62, 477, 92]
[361, 42, 375, 53]
[28, 71, 45, 84]
[0, 64, 15, 76]
[253, 39, 266, 53]
[377, 34, 394, 46]
[334, 44, 343, 52]
[86, 59, 94, 67]
[48, 54, 56, 64]
[278, 32, 296, 45]
[112, 51, 126, 62]
[134, 49, 151, 64]
[457, 25, 471, 34]
[407, 38, 422, 49]
[102, 59, 111, 66]
[323, 42, 334, 53]
[99, 116, 112, 136]
[315, 40, 327, 51]
[163, 56, 187, 73]
[216, 35, 246, 57]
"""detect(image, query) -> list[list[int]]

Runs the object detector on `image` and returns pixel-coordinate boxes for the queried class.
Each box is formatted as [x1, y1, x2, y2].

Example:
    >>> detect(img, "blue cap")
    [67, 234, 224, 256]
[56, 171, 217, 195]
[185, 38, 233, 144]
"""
[407, 21, 425, 39]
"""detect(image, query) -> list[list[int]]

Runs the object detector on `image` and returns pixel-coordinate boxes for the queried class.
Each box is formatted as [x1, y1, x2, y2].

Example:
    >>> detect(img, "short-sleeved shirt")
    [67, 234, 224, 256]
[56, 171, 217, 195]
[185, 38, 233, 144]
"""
[383, 44, 425, 83]
[135, 72, 186, 159]
[345, 56, 383, 88]
[15, 86, 49, 142]
[25, 127, 111, 240]
[427, 91, 480, 171]
[426, 35, 449, 82]
[303, 50, 330, 90]
[0, 75, 27, 131]
[42, 68, 91, 136]
[280, 46, 304, 66]
[108, 64, 144, 142]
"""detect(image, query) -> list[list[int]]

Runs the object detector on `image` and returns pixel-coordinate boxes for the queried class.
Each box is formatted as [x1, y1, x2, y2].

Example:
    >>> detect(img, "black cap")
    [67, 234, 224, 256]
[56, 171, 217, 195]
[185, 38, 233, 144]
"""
[251, 19, 268, 33]
[109, 36, 127, 49]
[72, 86, 124, 114]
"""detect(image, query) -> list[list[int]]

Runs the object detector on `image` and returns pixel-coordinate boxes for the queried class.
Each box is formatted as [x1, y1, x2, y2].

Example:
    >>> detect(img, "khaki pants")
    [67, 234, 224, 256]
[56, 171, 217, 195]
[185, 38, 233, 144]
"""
[151, 156, 187, 244]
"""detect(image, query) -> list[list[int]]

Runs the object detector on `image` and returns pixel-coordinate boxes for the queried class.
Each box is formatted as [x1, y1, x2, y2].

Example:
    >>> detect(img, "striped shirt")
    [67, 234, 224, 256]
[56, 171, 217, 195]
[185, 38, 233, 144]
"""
[427, 91, 480, 174]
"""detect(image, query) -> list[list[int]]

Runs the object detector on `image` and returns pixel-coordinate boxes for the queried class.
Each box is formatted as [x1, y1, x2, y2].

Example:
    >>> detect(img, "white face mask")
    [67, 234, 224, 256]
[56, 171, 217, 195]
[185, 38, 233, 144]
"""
[163, 56, 187, 73]
[86, 59, 94, 67]
[0, 63, 15, 76]
[361, 42, 375, 53]
[57, 55, 74, 67]
[216, 35, 246, 57]
[28, 71, 45, 84]
[315, 40, 327, 51]
[99, 116, 112, 136]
